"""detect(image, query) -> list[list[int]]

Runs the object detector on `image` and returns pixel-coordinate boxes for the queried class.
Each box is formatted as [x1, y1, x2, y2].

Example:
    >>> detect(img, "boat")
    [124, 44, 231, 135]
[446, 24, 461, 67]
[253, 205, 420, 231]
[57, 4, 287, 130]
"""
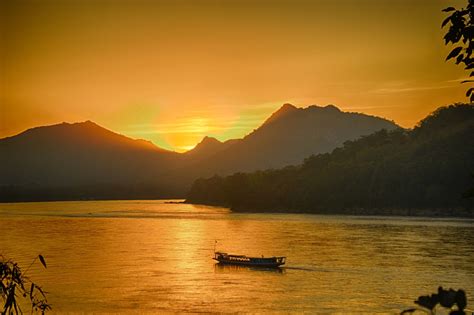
[213, 251, 286, 268]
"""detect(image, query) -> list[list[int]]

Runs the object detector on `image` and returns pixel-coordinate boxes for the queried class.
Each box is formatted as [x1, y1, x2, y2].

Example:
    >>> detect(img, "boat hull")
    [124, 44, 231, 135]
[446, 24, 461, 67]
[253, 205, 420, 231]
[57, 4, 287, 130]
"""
[213, 258, 284, 268]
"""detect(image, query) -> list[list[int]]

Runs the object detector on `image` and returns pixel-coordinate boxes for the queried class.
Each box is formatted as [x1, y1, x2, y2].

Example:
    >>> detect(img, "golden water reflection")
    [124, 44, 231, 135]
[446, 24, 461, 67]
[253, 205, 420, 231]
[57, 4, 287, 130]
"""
[1, 200, 473, 313]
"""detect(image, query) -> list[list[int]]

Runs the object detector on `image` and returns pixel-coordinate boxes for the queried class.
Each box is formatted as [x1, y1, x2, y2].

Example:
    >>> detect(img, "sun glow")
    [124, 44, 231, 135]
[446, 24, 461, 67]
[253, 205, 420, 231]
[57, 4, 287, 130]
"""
[122, 104, 278, 152]
[2, 0, 468, 150]
[161, 117, 209, 152]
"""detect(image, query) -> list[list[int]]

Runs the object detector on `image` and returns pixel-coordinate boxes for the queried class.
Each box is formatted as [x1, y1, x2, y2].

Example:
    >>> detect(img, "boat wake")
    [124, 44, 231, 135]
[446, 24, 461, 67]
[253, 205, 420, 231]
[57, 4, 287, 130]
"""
[282, 266, 320, 272]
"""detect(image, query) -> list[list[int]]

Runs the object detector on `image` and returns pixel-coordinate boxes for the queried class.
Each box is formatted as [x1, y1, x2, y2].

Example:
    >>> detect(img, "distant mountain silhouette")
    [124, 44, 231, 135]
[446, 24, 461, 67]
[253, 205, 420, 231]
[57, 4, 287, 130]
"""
[0, 121, 182, 201]
[0, 104, 399, 202]
[184, 136, 239, 160]
[178, 103, 398, 178]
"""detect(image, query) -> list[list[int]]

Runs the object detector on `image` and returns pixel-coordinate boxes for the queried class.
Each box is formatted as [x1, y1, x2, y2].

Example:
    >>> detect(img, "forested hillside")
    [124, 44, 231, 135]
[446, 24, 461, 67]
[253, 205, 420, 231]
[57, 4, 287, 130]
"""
[186, 104, 474, 216]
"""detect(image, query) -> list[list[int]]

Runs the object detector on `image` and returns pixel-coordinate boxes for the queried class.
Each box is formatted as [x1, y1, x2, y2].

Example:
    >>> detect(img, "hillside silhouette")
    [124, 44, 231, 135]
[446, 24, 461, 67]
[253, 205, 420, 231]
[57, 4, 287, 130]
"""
[172, 103, 398, 180]
[1, 104, 398, 202]
[0, 121, 182, 200]
[184, 136, 239, 160]
[186, 104, 474, 216]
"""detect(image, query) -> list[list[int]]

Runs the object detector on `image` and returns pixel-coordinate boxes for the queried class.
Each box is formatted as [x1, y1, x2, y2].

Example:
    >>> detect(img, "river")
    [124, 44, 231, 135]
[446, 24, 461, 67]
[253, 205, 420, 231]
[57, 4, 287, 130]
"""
[1, 200, 473, 313]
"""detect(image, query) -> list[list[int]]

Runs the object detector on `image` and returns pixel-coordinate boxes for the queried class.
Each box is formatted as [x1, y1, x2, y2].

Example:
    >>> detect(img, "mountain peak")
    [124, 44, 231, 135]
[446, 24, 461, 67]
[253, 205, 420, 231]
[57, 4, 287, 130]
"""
[200, 136, 221, 145]
[81, 120, 98, 125]
[280, 103, 297, 112]
[186, 136, 222, 154]
[324, 104, 341, 112]
[306, 104, 341, 113]
[73, 120, 102, 129]
[264, 103, 298, 125]
[185, 136, 229, 158]
[1, 120, 171, 153]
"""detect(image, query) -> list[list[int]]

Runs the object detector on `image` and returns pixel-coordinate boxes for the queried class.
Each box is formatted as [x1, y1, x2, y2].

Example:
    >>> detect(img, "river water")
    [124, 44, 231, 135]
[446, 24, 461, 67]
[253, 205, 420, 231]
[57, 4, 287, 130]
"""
[1, 200, 473, 313]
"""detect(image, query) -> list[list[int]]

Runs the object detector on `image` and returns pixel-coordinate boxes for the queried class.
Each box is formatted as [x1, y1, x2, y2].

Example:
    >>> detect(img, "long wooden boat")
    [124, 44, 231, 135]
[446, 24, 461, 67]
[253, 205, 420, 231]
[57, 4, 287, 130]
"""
[213, 251, 286, 268]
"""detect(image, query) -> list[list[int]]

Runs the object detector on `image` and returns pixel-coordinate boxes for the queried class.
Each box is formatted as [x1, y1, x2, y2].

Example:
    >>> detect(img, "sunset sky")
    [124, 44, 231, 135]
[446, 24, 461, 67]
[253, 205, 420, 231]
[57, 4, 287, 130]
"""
[0, 0, 468, 152]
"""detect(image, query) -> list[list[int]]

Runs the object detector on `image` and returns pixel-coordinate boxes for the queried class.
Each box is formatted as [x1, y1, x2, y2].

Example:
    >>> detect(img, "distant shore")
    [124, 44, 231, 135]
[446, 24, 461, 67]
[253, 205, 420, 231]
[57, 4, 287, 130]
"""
[184, 200, 474, 218]
[1, 197, 472, 218]
[0, 195, 183, 203]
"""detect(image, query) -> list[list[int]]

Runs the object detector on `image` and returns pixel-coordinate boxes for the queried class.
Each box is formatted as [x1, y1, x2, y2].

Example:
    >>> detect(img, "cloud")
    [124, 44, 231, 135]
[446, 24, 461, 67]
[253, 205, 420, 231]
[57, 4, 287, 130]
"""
[369, 83, 457, 94]
[119, 114, 267, 137]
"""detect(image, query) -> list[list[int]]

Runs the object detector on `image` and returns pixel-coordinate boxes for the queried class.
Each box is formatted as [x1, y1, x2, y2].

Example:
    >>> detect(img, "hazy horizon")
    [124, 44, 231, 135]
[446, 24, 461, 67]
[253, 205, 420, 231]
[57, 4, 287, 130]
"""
[1, 102, 402, 152]
[1, 0, 468, 151]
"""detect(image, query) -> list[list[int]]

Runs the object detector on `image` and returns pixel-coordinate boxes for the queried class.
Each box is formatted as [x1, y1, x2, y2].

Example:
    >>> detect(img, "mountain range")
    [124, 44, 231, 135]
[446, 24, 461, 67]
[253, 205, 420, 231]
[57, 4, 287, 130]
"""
[176, 104, 397, 178]
[0, 104, 398, 202]
[186, 103, 474, 216]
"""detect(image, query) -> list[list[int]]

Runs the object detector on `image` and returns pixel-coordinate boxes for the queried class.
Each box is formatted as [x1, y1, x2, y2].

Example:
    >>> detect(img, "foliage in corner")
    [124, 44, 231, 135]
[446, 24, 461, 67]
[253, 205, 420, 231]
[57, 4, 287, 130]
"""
[0, 255, 51, 314]
[401, 287, 468, 315]
[442, 0, 474, 101]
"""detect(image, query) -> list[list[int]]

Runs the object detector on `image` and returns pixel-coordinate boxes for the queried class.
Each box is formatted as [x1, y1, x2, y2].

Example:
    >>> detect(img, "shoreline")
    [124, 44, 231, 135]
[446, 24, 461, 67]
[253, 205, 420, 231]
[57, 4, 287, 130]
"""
[184, 200, 474, 218]
[1, 198, 472, 218]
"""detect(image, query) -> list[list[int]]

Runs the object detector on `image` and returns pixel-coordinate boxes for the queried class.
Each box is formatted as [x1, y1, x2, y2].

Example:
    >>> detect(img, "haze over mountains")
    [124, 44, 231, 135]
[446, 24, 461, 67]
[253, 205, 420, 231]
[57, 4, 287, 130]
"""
[0, 104, 398, 202]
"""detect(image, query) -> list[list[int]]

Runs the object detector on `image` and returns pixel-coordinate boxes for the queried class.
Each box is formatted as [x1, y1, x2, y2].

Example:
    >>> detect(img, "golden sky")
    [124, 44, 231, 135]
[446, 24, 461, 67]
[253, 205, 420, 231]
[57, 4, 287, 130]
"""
[0, 0, 468, 152]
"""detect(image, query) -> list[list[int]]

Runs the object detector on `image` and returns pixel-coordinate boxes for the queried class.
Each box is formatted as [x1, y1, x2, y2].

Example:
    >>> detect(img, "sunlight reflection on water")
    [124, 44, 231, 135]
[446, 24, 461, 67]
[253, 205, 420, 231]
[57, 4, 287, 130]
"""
[1, 200, 473, 313]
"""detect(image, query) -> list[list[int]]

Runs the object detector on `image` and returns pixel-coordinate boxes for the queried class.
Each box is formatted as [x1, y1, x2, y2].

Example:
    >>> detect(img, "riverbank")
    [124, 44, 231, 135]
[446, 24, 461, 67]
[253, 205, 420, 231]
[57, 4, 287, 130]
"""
[185, 200, 474, 218]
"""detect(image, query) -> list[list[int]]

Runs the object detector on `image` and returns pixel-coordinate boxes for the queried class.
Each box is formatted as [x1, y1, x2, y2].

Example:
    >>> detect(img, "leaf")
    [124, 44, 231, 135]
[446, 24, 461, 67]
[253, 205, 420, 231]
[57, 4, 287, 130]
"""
[5, 284, 16, 312]
[442, 16, 452, 27]
[415, 294, 439, 310]
[455, 289, 467, 309]
[439, 288, 457, 308]
[446, 46, 463, 60]
[38, 255, 47, 268]
[444, 33, 451, 44]
[12, 296, 19, 314]
[442, 7, 456, 12]
[444, 31, 458, 44]
[30, 283, 35, 299]
[35, 285, 46, 298]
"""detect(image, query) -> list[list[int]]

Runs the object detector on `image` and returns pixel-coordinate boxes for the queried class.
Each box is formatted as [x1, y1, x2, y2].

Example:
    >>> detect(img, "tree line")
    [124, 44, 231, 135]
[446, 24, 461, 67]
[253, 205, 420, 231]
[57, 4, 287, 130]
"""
[186, 104, 474, 216]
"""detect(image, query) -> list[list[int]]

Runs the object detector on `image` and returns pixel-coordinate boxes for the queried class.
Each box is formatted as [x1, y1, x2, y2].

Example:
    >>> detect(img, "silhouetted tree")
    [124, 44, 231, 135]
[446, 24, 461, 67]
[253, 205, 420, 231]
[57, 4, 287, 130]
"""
[1, 255, 51, 314]
[442, 0, 474, 101]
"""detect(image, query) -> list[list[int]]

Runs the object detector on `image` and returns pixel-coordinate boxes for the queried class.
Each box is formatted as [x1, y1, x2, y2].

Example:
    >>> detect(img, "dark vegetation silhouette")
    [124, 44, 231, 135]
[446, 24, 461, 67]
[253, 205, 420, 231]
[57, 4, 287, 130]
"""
[443, 0, 474, 101]
[0, 255, 50, 314]
[463, 173, 474, 198]
[401, 287, 468, 315]
[0, 105, 396, 202]
[186, 104, 474, 216]
[442, 0, 474, 199]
